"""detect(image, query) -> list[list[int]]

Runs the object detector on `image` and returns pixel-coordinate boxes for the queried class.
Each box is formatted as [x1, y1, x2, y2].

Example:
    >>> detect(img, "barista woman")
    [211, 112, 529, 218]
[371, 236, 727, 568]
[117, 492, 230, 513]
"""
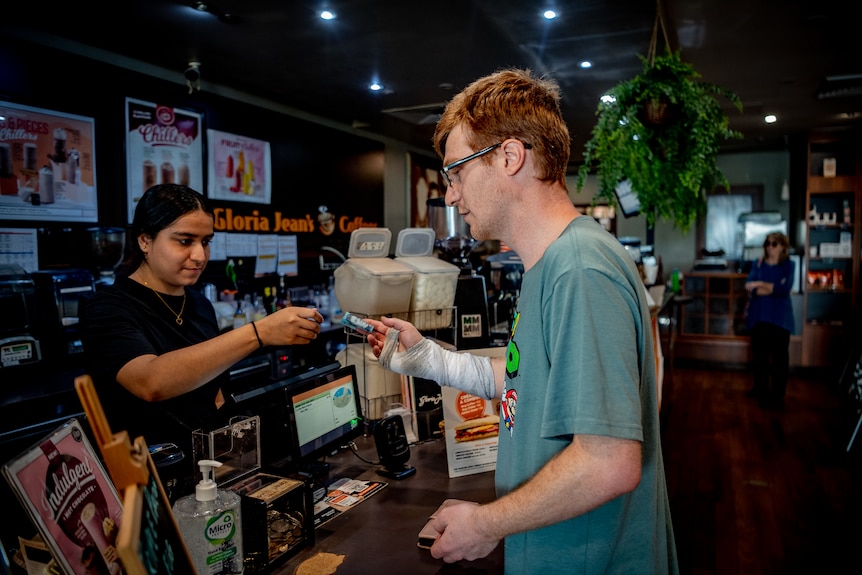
[80, 184, 323, 459]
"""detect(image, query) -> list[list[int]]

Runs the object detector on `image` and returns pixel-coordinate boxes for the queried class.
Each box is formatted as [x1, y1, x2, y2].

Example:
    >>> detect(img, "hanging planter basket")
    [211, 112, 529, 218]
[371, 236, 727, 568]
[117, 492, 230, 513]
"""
[641, 97, 673, 127]
[576, 6, 742, 232]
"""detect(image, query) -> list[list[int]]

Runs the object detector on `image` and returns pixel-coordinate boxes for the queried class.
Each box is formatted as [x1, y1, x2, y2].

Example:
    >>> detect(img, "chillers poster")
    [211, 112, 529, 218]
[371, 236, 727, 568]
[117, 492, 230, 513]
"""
[125, 98, 204, 223]
[206, 128, 272, 204]
[0, 100, 98, 223]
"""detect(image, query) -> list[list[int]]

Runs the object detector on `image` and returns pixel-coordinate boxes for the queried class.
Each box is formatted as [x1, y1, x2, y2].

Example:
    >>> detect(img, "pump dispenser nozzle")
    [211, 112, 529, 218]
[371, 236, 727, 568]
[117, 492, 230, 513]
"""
[195, 459, 222, 502]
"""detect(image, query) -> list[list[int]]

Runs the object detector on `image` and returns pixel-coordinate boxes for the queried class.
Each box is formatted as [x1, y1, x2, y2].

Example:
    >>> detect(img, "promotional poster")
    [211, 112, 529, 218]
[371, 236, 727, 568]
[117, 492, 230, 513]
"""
[0, 101, 97, 222]
[441, 347, 505, 478]
[207, 129, 272, 204]
[2, 419, 125, 575]
[125, 98, 204, 223]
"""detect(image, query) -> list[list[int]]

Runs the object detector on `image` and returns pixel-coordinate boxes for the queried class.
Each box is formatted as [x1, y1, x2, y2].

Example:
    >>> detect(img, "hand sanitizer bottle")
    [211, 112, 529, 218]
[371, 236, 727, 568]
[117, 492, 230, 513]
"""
[173, 460, 244, 575]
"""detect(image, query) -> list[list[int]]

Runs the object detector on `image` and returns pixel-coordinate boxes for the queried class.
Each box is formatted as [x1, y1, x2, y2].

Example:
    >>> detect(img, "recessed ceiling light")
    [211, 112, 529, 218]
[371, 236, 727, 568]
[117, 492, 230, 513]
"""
[320, 10, 335, 20]
[543, 10, 557, 20]
[764, 114, 777, 124]
[369, 83, 383, 91]
[579, 61, 592, 69]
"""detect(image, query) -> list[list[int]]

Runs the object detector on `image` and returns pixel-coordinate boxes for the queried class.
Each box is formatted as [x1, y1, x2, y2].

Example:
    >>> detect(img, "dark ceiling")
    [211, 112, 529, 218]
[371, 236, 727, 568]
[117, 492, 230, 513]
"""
[4, 1, 861, 169]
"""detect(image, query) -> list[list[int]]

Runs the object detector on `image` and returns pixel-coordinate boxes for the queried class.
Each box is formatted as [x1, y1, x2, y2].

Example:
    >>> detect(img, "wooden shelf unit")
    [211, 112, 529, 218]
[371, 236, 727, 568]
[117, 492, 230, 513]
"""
[680, 271, 749, 338]
[802, 130, 861, 367]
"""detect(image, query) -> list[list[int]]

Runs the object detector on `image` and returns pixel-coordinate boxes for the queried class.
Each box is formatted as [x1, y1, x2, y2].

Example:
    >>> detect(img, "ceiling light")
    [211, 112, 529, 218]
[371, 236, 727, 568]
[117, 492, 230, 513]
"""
[764, 114, 777, 124]
[195, 1, 208, 11]
[320, 10, 335, 20]
[579, 61, 592, 69]
[369, 83, 383, 91]
[543, 10, 557, 20]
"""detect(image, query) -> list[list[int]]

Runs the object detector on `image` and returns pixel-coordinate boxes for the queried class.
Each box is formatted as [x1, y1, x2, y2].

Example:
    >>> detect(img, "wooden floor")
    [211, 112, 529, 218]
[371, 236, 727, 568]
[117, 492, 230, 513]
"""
[660, 360, 862, 575]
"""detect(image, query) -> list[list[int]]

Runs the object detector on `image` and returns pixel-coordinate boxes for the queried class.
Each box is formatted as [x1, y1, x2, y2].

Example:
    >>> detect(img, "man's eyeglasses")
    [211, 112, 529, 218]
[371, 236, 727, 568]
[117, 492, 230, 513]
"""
[439, 142, 532, 188]
[764, 241, 780, 248]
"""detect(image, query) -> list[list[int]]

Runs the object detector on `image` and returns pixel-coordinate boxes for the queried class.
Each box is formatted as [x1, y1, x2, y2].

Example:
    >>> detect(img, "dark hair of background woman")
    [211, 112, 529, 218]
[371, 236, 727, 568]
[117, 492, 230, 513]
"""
[116, 184, 214, 280]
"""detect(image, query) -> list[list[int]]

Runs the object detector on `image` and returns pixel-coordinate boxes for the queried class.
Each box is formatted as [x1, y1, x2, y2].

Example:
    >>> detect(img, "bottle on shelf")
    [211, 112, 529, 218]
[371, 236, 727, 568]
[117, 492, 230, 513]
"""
[316, 286, 331, 328]
[252, 294, 267, 321]
[276, 275, 290, 310]
[241, 294, 253, 323]
[328, 275, 343, 324]
[233, 301, 246, 330]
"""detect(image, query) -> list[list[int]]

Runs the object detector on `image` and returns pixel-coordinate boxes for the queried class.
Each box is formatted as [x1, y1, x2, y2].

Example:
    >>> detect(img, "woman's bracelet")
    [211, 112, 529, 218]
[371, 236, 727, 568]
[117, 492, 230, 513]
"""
[250, 321, 264, 349]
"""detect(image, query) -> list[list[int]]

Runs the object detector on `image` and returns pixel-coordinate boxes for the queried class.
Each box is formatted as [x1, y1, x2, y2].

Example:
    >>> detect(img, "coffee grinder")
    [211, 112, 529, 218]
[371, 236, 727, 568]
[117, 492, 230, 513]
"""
[88, 227, 126, 287]
[426, 198, 490, 349]
[486, 247, 523, 346]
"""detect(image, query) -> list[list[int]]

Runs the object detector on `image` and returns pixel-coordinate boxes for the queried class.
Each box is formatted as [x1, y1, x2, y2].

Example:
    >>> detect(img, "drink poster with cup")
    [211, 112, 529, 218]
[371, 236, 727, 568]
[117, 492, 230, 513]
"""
[2, 418, 126, 575]
[125, 98, 204, 223]
[206, 128, 272, 204]
[0, 100, 98, 222]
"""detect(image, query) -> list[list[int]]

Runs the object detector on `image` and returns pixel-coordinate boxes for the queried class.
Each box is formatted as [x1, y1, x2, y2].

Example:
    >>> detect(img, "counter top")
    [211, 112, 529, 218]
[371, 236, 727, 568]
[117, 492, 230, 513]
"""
[273, 435, 502, 574]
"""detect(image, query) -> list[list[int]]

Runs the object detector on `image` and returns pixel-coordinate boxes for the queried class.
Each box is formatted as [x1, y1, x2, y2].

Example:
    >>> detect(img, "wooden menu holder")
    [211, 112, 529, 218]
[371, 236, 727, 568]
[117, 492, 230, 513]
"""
[74, 375, 198, 575]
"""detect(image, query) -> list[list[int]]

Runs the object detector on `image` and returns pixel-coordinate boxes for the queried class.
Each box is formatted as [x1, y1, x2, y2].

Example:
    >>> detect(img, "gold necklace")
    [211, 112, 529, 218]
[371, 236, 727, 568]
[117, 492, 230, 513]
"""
[144, 281, 186, 325]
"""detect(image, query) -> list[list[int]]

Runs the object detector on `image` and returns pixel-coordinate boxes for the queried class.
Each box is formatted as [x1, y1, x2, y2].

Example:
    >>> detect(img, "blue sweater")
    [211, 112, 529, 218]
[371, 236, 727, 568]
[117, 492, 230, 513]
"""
[745, 258, 795, 333]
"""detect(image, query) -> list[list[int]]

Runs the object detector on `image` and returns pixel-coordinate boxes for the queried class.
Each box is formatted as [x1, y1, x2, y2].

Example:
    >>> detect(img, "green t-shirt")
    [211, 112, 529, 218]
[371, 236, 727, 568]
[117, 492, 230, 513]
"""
[495, 216, 678, 574]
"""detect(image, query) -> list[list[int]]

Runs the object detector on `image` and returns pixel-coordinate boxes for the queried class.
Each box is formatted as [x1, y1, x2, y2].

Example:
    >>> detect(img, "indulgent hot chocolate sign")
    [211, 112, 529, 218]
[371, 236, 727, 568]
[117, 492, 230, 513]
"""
[3, 418, 125, 575]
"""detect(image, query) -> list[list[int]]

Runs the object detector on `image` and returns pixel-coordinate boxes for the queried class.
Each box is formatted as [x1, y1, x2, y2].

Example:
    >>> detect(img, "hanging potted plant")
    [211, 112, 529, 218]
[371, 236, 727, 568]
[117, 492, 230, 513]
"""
[576, 11, 742, 232]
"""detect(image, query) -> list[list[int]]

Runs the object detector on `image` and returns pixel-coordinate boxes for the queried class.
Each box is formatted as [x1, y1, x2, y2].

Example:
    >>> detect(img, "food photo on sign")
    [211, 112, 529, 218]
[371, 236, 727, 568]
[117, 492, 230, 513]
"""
[440, 347, 504, 478]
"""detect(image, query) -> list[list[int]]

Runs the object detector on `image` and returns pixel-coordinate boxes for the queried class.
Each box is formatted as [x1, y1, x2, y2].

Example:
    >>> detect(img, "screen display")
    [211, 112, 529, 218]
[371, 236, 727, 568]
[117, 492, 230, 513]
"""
[613, 179, 641, 218]
[286, 364, 364, 463]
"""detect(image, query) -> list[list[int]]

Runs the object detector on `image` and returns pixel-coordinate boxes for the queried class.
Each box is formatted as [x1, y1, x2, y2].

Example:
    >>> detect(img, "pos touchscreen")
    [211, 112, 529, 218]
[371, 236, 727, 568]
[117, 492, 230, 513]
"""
[284, 364, 365, 465]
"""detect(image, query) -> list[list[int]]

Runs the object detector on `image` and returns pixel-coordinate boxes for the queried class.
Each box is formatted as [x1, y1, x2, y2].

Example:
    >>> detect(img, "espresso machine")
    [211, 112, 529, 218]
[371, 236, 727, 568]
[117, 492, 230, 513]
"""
[426, 198, 490, 349]
[0, 264, 41, 368]
[30, 268, 96, 362]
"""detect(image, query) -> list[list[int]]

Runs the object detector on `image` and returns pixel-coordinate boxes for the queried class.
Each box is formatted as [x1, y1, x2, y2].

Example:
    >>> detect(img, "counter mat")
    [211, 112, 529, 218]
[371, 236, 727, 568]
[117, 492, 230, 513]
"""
[312, 477, 387, 528]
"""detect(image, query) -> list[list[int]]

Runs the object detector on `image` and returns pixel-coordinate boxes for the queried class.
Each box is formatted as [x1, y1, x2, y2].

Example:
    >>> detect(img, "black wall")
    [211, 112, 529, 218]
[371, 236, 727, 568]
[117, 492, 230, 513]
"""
[0, 38, 386, 285]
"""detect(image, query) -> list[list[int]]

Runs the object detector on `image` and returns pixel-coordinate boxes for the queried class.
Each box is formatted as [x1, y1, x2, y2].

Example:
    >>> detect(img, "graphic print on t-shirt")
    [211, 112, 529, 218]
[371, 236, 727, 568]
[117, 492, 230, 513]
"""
[502, 311, 520, 435]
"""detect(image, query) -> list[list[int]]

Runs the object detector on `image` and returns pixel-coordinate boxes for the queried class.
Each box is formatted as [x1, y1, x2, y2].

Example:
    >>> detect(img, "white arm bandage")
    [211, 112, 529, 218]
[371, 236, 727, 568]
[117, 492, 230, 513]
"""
[377, 329, 496, 399]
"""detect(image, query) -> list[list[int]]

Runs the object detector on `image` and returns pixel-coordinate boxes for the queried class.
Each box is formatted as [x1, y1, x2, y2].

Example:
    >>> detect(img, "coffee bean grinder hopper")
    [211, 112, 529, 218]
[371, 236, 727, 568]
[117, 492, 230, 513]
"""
[88, 227, 126, 288]
[426, 198, 490, 349]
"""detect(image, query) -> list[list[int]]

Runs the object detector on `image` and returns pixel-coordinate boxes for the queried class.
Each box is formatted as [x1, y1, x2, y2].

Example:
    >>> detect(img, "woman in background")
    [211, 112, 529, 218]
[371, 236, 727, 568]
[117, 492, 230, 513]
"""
[745, 232, 795, 409]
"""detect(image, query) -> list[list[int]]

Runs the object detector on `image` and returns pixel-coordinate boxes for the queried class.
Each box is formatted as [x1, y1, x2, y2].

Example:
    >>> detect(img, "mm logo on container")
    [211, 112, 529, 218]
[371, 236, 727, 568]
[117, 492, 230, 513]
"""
[205, 511, 236, 543]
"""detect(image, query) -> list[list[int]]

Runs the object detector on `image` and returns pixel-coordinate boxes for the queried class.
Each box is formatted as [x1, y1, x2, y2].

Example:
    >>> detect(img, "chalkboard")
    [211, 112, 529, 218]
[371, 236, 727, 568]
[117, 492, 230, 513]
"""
[115, 439, 197, 575]
[74, 375, 197, 575]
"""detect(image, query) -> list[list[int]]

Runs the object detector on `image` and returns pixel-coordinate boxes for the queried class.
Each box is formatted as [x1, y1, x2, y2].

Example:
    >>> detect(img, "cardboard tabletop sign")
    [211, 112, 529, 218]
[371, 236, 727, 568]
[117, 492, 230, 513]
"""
[74, 375, 198, 575]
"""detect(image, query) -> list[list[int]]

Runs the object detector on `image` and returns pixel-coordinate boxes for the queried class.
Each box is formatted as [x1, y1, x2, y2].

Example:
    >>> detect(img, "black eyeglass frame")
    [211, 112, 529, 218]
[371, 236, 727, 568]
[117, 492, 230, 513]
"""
[764, 240, 780, 248]
[439, 141, 532, 188]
